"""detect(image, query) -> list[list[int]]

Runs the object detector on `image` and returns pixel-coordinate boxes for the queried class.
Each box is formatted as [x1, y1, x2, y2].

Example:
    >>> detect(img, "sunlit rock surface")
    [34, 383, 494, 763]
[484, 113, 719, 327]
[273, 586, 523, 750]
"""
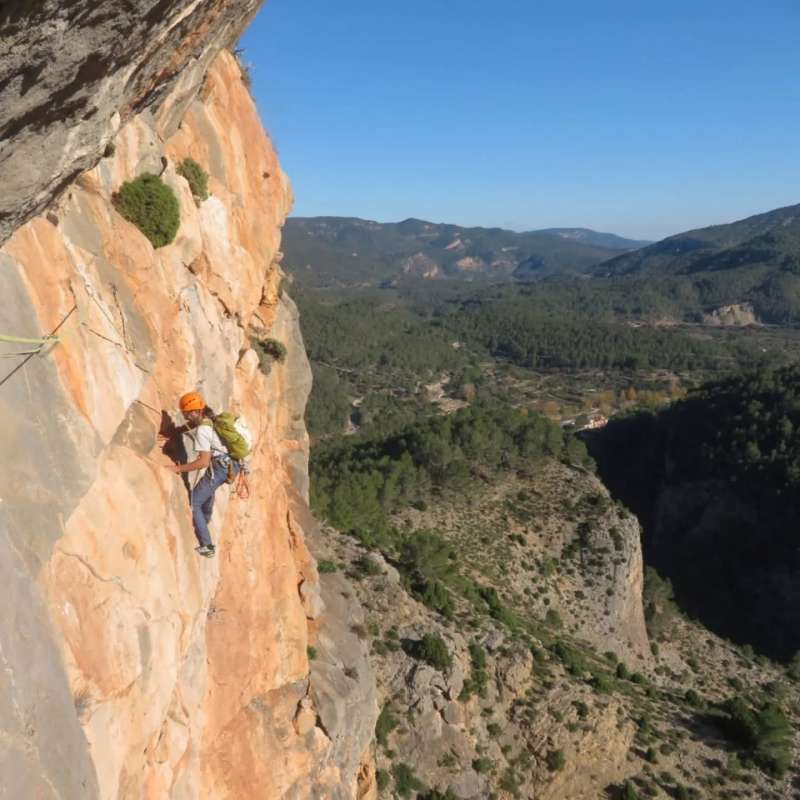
[0, 51, 375, 800]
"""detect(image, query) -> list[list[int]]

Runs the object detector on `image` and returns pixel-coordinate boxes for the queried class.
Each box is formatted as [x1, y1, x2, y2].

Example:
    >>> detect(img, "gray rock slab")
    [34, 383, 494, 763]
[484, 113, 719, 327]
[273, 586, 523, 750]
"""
[0, 0, 264, 245]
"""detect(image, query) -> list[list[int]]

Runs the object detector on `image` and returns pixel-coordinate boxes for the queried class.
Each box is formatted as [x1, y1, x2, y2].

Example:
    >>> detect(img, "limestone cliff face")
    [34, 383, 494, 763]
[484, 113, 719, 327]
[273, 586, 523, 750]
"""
[0, 51, 375, 800]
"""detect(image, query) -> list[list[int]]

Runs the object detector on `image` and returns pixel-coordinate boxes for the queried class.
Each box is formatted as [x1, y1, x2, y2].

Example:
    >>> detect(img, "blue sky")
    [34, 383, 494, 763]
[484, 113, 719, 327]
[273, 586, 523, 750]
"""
[240, 1, 799, 240]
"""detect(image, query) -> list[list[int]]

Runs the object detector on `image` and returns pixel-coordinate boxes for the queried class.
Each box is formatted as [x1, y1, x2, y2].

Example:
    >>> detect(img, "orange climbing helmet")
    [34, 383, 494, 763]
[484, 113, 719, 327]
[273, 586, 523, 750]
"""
[179, 391, 205, 413]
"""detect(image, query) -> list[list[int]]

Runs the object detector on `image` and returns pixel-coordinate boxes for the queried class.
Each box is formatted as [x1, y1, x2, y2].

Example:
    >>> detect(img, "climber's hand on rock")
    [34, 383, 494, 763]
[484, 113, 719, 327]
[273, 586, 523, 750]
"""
[165, 463, 182, 474]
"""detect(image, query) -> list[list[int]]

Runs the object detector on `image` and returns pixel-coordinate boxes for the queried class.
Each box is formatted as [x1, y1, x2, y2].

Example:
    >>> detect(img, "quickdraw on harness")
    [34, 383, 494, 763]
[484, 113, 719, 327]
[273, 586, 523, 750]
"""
[233, 463, 250, 500]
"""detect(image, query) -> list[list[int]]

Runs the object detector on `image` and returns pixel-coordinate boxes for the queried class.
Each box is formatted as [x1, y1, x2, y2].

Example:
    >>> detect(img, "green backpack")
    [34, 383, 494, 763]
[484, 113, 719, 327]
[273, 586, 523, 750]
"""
[203, 412, 253, 460]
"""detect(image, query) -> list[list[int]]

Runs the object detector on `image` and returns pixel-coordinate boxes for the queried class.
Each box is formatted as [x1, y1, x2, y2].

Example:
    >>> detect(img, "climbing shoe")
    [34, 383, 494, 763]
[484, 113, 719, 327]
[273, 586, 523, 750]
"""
[196, 545, 215, 558]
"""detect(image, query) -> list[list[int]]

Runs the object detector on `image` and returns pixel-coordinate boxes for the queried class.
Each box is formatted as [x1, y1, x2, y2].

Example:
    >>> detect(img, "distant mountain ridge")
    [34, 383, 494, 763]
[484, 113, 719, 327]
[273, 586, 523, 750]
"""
[533, 227, 651, 250]
[594, 203, 800, 277]
[282, 216, 646, 288]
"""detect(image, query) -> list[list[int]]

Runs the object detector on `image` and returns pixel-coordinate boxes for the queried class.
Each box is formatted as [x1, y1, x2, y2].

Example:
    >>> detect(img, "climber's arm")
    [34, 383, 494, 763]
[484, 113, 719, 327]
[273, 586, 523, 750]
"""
[158, 422, 189, 442]
[169, 450, 211, 473]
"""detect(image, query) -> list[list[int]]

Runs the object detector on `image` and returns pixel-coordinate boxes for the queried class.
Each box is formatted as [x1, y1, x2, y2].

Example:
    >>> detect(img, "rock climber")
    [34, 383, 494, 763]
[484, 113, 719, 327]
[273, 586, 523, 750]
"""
[163, 391, 240, 558]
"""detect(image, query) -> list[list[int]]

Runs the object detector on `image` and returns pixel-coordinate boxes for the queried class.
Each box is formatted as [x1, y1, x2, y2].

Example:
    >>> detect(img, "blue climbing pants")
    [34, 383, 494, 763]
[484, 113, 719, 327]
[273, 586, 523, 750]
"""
[190, 460, 240, 547]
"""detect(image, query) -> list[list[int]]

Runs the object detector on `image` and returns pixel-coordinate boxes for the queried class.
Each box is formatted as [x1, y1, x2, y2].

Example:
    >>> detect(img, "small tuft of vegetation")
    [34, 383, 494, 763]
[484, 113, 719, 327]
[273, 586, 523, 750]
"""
[73, 686, 92, 717]
[551, 641, 587, 676]
[544, 608, 563, 629]
[477, 585, 518, 628]
[306, 646, 317, 661]
[786, 651, 800, 681]
[460, 642, 489, 699]
[376, 769, 390, 791]
[642, 566, 678, 639]
[472, 757, 494, 774]
[413, 633, 452, 671]
[420, 790, 458, 800]
[392, 763, 425, 799]
[376, 705, 399, 748]
[253, 337, 288, 372]
[317, 560, 338, 574]
[545, 749, 565, 772]
[112, 173, 180, 248]
[421, 579, 455, 619]
[177, 157, 209, 202]
[620, 780, 641, 800]
[353, 554, 382, 578]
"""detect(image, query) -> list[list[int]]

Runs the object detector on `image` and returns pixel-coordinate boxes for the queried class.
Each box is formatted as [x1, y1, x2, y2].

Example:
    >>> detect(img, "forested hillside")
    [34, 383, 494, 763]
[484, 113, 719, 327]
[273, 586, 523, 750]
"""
[311, 404, 591, 547]
[593, 204, 800, 323]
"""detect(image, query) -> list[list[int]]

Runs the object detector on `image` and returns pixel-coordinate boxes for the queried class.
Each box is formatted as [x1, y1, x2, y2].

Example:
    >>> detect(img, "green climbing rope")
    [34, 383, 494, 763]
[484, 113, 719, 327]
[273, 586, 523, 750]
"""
[0, 333, 59, 345]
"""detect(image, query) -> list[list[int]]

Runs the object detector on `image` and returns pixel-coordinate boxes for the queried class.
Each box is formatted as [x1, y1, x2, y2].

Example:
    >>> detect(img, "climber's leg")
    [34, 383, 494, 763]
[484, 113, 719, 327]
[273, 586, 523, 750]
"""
[191, 473, 215, 548]
[191, 462, 240, 550]
[201, 467, 225, 521]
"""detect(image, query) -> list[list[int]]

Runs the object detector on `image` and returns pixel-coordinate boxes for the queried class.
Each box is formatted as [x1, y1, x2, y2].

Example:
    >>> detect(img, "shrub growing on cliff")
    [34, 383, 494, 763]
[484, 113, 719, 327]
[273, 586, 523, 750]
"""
[112, 173, 180, 248]
[253, 337, 288, 373]
[545, 749, 565, 772]
[375, 705, 398, 748]
[421, 790, 458, 800]
[177, 157, 209, 202]
[376, 770, 390, 792]
[460, 642, 489, 699]
[472, 757, 493, 774]
[352, 554, 382, 578]
[642, 566, 678, 639]
[233, 47, 254, 91]
[551, 641, 587, 676]
[392, 763, 424, 798]
[422, 579, 455, 619]
[720, 696, 792, 776]
[478, 586, 517, 628]
[620, 781, 641, 800]
[412, 633, 452, 671]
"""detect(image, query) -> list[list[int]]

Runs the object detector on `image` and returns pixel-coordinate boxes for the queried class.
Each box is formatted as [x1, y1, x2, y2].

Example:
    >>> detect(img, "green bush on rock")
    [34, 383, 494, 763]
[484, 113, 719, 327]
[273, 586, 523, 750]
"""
[392, 763, 424, 798]
[177, 157, 209, 202]
[253, 337, 288, 373]
[414, 633, 452, 671]
[545, 749, 565, 772]
[720, 696, 793, 777]
[113, 173, 180, 248]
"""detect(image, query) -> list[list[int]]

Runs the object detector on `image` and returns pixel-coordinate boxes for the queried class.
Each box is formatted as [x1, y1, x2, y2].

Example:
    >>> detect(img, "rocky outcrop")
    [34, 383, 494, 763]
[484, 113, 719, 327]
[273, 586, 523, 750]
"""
[310, 521, 639, 800]
[0, 49, 373, 799]
[701, 302, 759, 326]
[401, 462, 651, 664]
[401, 252, 441, 279]
[0, 0, 263, 244]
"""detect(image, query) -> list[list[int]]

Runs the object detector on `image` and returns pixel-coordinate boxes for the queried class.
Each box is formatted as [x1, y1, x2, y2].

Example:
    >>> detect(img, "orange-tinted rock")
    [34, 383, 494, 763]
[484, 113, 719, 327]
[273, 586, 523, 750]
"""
[1, 51, 372, 799]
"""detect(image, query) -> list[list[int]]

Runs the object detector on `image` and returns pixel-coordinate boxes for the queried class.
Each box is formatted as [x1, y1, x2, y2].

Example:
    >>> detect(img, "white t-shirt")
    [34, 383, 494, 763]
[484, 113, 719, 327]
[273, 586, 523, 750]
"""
[193, 422, 228, 458]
